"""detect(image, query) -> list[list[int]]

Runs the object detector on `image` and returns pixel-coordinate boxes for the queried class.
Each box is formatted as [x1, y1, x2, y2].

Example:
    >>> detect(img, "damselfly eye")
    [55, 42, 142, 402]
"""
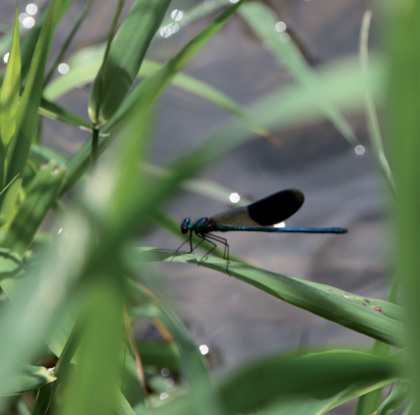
[181, 218, 191, 234]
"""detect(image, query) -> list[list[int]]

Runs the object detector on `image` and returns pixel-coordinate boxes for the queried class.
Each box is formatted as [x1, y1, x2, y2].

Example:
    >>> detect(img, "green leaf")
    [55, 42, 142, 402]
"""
[0, 3, 21, 163]
[133, 249, 405, 347]
[0, 211, 92, 396]
[104, 0, 244, 134]
[6, 0, 73, 183]
[0, 248, 22, 279]
[39, 98, 92, 130]
[30, 144, 68, 165]
[88, 0, 172, 126]
[128, 280, 226, 415]
[1, 161, 66, 255]
[56, 278, 125, 415]
[2, 364, 56, 396]
[376, 382, 409, 415]
[239, 2, 358, 146]
[45, 51, 268, 137]
[136, 341, 181, 371]
[0, 175, 21, 227]
[152, 350, 398, 415]
[58, 2, 244, 196]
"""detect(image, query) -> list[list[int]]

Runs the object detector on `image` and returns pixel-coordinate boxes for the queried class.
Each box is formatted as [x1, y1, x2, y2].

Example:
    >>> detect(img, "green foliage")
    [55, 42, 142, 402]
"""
[0, 0, 413, 414]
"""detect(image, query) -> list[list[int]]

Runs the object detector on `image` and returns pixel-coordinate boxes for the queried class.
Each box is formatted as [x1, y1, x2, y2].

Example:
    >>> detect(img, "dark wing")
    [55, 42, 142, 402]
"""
[212, 189, 304, 227]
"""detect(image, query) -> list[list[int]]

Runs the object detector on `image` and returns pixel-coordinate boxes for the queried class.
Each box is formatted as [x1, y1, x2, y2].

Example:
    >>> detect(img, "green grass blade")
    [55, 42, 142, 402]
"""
[44, 0, 95, 85]
[56, 278, 125, 415]
[3, 364, 56, 396]
[376, 382, 409, 415]
[6, 0, 73, 183]
[88, 0, 172, 126]
[129, 280, 226, 415]
[58, 2, 244, 196]
[1, 161, 66, 255]
[0, 175, 21, 227]
[103, 0, 244, 134]
[219, 350, 398, 415]
[0, 2, 21, 185]
[39, 98, 92, 130]
[30, 144, 68, 165]
[19, 0, 73, 82]
[58, 54, 381, 199]
[360, 10, 395, 197]
[239, 1, 359, 146]
[45, 50, 268, 136]
[133, 249, 405, 347]
[386, 0, 420, 411]
[0, 213, 92, 399]
[152, 350, 398, 415]
[0, 248, 22, 280]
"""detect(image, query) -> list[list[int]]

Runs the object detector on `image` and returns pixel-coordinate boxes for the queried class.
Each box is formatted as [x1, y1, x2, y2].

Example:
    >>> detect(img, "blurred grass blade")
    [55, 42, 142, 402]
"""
[166, 56, 382, 182]
[45, 52, 267, 136]
[136, 341, 181, 371]
[88, 0, 172, 126]
[360, 10, 395, 197]
[44, 0, 95, 85]
[376, 382, 409, 415]
[151, 350, 398, 415]
[39, 98, 92, 130]
[104, 0, 244, 134]
[386, 0, 420, 411]
[57, 278, 125, 415]
[160, 0, 231, 29]
[355, 340, 390, 415]
[0, 248, 22, 280]
[0, 175, 21, 227]
[129, 280, 226, 415]
[133, 250, 405, 347]
[1, 161, 66, 255]
[239, 1, 358, 146]
[60, 55, 382, 203]
[19, 0, 73, 82]
[6, 0, 73, 183]
[58, 2, 244, 195]
[3, 364, 56, 396]
[0, 2, 21, 185]
[219, 350, 397, 415]
[30, 144, 68, 165]
[0, 212, 92, 399]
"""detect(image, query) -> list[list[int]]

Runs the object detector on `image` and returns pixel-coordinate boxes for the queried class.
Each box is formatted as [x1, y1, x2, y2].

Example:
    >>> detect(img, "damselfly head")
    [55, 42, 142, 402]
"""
[181, 218, 191, 234]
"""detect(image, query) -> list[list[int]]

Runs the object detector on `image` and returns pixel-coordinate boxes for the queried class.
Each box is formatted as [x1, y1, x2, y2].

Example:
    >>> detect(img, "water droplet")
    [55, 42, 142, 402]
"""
[199, 344, 209, 355]
[159, 23, 180, 38]
[354, 144, 365, 155]
[26, 3, 38, 16]
[229, 192, 240, 204]
[171, 9, 184, 21]
[58, 63, 70, 75]
[160, 392, 169, 400]
[19, 13, 36, 29]
[161, 367, 170, 377]
[3, 52, 9, 64]
[275, 21, 287, 33]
